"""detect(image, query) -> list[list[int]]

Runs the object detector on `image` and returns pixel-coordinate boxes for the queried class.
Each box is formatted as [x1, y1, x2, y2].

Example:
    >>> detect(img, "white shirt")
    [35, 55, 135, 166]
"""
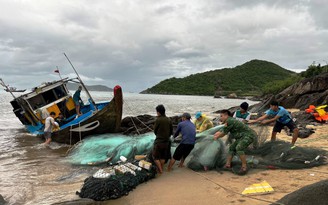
[44, 116, 55, 132]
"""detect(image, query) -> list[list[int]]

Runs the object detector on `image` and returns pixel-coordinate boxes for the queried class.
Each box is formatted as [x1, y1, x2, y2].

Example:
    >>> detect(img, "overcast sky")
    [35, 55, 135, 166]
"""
[0, 0, 327, 92]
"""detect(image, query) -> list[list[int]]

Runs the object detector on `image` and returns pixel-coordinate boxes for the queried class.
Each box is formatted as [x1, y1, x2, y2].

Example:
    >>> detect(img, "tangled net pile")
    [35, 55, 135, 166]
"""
[77, 164, 157, 200]
[187, 124, 327, 171]
[67, 125, 326, 171]
[246, 141, 327, 169]
[67, 126, 225, 166]
[66, 133, 155, 165]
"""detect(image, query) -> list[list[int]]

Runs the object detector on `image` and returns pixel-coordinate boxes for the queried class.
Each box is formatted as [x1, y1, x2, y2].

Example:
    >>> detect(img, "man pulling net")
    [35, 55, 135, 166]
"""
[214, 110, 256, 175]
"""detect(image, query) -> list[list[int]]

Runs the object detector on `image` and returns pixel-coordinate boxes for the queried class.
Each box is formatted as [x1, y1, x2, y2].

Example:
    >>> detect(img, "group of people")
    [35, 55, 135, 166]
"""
[152, 101, 299, 175]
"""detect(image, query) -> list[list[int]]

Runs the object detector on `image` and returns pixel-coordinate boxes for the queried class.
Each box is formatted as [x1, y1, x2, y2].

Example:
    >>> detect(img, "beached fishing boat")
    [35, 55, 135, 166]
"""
[1, 54, 123, 144]
[3, 77, 123, 144]
[4, 78, 123, 144]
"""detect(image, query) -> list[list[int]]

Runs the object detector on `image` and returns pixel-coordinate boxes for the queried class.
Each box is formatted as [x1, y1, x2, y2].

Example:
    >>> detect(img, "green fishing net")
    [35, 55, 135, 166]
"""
[66, 134, 155, 165]
[187, 125, 227, 170]
[67, 126, 225, 166]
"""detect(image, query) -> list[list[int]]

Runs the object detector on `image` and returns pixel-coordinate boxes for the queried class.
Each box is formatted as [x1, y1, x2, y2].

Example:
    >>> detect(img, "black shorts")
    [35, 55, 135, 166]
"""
[173, 144, 194, 161]
[273, 120, 297, 133]
[153, 142, 170, 160]
[44, 132, 52, 139]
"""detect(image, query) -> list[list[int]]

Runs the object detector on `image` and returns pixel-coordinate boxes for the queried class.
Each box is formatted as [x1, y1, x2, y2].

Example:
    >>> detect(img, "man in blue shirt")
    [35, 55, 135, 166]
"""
[168, 113, 196, 171]
[249, 101, 299, 145]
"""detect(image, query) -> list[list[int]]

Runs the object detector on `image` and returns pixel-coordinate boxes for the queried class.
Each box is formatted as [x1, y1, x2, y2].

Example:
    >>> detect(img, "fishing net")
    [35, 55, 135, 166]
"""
[246, 141, 328, 169]
[248, 124, 270, 148]
[67, 126, 226, 166]
[187, 125, 227, 171]
[66, 134, 155, 165]
[77, 164, 157, 201]
[187, 136, 226, 171]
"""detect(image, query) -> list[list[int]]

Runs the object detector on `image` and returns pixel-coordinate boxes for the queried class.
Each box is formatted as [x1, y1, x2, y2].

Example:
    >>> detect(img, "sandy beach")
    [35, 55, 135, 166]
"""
[104, 118, 328, 205]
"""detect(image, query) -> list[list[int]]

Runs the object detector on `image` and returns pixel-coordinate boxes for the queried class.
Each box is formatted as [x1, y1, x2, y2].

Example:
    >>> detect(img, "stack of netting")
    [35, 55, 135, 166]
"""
[246, 141, 328, 169]
[66, 133, 155, 165]
[77, 164, 157, 200]
[67, 126, 225, 166]
[187, 125, 227, 171]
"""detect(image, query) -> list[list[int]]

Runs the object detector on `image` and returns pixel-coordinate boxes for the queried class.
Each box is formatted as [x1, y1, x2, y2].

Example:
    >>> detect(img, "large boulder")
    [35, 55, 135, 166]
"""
[276, 73, 328, 109]
[273, 180, 328, 205]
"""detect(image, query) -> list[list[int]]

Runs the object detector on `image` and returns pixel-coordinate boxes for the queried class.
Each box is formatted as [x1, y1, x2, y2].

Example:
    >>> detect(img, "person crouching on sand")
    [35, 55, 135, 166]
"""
[213, 110, 256, 175]
[168, 113, 196, 171]
[153, 105, 173, 174]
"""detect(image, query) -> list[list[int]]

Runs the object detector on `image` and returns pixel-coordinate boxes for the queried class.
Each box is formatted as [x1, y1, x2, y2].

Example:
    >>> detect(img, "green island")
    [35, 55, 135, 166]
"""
[140, 59, 327, 97]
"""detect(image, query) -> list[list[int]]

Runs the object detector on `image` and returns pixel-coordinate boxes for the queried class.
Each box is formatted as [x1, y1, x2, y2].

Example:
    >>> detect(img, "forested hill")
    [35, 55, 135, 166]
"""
[67, 83, 113, 92]
[140, 59, 295, 96]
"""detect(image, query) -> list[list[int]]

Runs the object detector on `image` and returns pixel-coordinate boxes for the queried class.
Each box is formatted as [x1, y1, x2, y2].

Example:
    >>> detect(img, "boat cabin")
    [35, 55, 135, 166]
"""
[10, 79, 77, 127]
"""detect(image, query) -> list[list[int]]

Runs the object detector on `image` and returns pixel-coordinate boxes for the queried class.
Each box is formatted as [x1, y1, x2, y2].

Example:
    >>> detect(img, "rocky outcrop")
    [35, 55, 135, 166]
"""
[275, 73, 328, 109]
[120, 115, 181, 135]
[243, 73, 328, 116]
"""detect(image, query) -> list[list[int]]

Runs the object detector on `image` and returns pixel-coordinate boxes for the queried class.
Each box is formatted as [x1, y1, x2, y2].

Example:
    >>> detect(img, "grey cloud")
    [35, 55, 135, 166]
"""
[0, 0, 327, 92]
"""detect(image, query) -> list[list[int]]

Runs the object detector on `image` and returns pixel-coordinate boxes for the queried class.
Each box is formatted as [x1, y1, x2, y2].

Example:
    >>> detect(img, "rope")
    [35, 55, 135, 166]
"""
[130, 116, 141, 135]
[134, 116, 154, 131]
[65, 140, 83, 156]
[123, 99, 154, 132]
[65, 122, 84, 156]
[192, 170, 285, 205]
[309, 170, 328, 174]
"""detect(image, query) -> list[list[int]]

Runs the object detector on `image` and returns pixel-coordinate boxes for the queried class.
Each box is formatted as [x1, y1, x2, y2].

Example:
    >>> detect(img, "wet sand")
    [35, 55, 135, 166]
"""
[103, 120, 328, 205]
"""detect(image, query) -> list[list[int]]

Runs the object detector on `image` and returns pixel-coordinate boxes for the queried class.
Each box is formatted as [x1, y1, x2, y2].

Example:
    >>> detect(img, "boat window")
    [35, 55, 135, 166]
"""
[53, 85, 67, 99]
[42, 90, 57, 104]
[28, 95, 46, 109]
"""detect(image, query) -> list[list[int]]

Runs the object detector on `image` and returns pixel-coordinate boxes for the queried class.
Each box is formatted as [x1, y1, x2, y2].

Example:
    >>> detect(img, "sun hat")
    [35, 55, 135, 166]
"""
[195, 111, 202, 119]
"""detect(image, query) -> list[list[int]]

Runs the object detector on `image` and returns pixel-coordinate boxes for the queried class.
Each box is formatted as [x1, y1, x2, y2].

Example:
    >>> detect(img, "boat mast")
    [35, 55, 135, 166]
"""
[63, 53, 98, 111]
[0, 78, 16, 99]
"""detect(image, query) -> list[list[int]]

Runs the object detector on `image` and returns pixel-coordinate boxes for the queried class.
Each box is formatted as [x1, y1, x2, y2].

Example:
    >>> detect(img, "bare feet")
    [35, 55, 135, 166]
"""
[223, 163, 232, 169]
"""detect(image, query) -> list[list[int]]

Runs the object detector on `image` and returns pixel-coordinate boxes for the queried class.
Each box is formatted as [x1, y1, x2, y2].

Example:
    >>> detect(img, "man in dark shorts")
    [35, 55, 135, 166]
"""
[249, 101, 299, 145]
[44, 112, 57, 145]
[168, 113, 196, 171]
[153, 104, 173, 173]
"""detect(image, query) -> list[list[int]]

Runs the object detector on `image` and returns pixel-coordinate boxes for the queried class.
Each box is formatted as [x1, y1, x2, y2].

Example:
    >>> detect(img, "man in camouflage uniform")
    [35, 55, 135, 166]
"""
[214, 109, 256, 175]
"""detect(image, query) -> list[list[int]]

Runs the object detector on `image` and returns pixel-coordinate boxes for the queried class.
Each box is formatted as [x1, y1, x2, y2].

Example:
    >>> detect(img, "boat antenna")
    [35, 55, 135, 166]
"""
[0, 78, 16, 99]
[63, 53, 97, 111]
